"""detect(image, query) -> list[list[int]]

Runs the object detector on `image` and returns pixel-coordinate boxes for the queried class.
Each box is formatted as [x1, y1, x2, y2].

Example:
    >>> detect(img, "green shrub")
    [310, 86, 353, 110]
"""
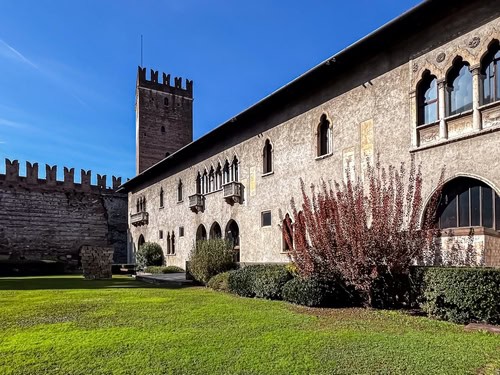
[136, 242, 163, 271]
[282, 278, 326, 307]
[188, 239, 235, 284]
[421, 267, 500, 324]
[227, 264, 292, 299]
[207, 272, 230, 292]
[227, 267, 255, 297]
[145, 265, 184, 274]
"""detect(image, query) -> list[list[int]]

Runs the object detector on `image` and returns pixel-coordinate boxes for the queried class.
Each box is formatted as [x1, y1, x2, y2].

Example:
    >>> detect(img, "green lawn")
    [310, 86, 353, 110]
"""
[0, 276, 498, 375]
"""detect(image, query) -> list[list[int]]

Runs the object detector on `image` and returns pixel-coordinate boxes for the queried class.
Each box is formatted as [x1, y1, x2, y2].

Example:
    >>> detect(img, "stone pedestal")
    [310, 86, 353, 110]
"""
[80, 246, 114, 279]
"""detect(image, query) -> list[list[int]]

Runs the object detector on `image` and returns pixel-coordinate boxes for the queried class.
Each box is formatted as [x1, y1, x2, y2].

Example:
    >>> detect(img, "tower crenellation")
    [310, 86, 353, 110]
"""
[135, 66, 194, 174]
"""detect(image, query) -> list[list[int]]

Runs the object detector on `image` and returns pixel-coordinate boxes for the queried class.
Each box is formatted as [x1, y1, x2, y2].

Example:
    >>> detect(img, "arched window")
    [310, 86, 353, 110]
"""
[136, 199, 140, 213]
[282, 214, 293, 251]
[166, 232, 171, 254]
[447, 58, 473, 116]
[417, 71, 438, 125]
[215, 163, 222, 190]
[138, 234, 145, 249]
[159, 188, 164, 208]
[143, 197, 146, 212]
[196, 224, 207, 241]
[202, 169, 208, 194]
[435, 177, 500, 230]
[481, 41, 500, 105]
[263, 139, 273, 174]
[171, 231, 175, 255]
[210, 222, 222, 239]
[164, 97, 169, 106]
[223, 160, 230, 185]
[231, 156, 239, 182]
[208, 167, 215, 193]
[225, 219, 240, 262]
[317, 114, 331, 156]
[177, 180, 183, 202]
[196, 172, 201, 194]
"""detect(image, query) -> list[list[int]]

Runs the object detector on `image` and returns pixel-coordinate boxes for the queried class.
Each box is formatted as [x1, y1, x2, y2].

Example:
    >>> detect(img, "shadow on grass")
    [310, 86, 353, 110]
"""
[0, 276, 190, 291]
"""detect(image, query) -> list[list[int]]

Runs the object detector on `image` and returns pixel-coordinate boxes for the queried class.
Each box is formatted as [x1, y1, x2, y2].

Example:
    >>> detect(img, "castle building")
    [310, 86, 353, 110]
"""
[120, 0, 500, 268]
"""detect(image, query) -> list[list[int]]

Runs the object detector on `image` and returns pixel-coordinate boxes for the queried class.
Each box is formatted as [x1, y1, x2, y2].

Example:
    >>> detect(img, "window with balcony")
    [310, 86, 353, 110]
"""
[481, 41, 500, 105]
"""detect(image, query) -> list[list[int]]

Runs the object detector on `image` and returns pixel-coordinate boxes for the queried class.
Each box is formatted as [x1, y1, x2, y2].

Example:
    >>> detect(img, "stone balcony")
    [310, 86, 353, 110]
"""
[130, 211, 148, 226]
[223, 182, 242, 204]
[188, 193, 204, 212]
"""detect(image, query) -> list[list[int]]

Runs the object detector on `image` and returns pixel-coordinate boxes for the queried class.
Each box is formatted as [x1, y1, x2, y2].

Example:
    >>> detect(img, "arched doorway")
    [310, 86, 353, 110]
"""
[434, 177, 500, 230]
[225, 219, 240, 262]
[210, 222, 222, 239]
[138, 234, 145, 249]
[196, 224, 207, 241]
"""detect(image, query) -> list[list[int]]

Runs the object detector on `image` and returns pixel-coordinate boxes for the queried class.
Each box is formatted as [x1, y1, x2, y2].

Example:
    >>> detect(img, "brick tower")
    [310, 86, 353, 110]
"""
[135, 67, 193, 174]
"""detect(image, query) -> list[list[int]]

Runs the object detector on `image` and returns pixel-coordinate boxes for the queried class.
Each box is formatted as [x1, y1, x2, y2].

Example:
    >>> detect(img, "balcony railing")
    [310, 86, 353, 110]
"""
[188, 193, 204, 212]
[223, 182, 242, 204]
[130, 211, 148, 226]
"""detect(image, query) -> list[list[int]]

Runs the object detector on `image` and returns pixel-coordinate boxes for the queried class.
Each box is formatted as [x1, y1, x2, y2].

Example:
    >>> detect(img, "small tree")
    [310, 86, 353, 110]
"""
[136, 242, 163, 271]
[189, 239, 235, 284]
[284, 155, 444, 307]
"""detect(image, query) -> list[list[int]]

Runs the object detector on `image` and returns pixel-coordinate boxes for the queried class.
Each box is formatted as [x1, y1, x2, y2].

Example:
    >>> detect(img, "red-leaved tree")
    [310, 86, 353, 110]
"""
[283, 155, 444, 306]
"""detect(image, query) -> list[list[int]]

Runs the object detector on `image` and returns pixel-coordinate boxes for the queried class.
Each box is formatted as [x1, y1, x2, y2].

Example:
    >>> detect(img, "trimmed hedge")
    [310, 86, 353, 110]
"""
[421, 267, 500, 324]
[145, 266, 184, 274]
[282, 278, 325, 307]
[136, 242, 163, 270]
[207, 272, 230, 292]
[228, 265, 292, 299]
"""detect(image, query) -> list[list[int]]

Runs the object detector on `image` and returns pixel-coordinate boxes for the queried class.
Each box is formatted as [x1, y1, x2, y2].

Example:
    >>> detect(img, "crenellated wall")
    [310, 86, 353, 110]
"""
[0, 159, 128, 265]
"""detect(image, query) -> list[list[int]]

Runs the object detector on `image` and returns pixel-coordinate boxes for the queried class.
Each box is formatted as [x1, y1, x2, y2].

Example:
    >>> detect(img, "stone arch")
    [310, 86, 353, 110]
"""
[138, 234, 145, 249]
[196, 224, 207, 241]
[209, 222, 222, 239]
[421, 173, 500, 228]
[225, 219, 240, 262]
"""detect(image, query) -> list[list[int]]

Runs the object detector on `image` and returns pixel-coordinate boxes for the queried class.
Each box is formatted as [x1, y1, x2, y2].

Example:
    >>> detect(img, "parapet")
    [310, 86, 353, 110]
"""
[137, 66, 193, 98]
[0, 159, 124, 193]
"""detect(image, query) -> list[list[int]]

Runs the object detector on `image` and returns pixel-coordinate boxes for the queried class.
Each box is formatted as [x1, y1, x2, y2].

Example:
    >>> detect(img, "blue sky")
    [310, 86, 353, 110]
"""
[0, 0, 420, 184]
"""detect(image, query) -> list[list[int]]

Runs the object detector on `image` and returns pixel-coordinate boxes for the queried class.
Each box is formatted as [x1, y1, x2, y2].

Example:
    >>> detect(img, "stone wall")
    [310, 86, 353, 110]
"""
[0, 160, 128, 265]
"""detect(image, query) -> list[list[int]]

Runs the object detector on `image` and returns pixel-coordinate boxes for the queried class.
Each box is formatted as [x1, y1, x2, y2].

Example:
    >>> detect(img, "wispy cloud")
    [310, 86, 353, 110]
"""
[0, 38, 89, 107]
[0, 39, 38, 69]
[0, 117, 30, 129]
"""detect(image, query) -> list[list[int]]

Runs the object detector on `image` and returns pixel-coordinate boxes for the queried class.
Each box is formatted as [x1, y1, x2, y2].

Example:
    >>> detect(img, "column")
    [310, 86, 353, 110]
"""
[470, 64, 482, 131]
[438, 79, 447, 139]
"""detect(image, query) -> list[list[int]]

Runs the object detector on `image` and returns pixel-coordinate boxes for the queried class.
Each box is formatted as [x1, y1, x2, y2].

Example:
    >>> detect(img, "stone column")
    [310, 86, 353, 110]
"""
[409, 90, 418, 147]
[438, 79, 448, 139]
[470, 64, 482, 131]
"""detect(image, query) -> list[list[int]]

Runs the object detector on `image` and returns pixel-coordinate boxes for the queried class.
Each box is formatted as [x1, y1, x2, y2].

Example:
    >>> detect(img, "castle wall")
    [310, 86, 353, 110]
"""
[127, 3, 500, 268]
[0, 160, 128, 265]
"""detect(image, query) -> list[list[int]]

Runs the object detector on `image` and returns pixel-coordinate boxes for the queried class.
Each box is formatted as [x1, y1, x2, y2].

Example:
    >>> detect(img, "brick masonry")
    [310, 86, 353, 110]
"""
[0, 160, 128, 265]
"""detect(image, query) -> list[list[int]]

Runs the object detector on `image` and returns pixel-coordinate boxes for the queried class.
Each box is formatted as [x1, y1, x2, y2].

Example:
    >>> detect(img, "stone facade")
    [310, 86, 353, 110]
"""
[122, 0, 500, 268]
[0, 160, 128, 266]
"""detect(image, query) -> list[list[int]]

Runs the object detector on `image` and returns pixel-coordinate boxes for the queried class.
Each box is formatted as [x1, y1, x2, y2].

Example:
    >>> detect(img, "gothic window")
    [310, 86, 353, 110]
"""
[209, 167, 215, 193]
[177, 180, 183, 202]
[159, 188, 164, 208]
[263, 139, 273, 174]
[171, 232, 175, 255]
[223, 160, 230, 185]
[231, 156, 239, 182]
[202, 169, 208, 194]
[166, 232, 171, 254]
[481, 41, 500, 105]
[136, 199, 140, 213]
[160, 126, 165, 133]
[164, 97, 169, 106]
[143, 197, 146, 212]
[196, 173, 201, 194]
[138, 234, 145, 249]
[447, 58, 473, 116]
[436, 177, 499, 230]
[417, 71, 438, 126]
[317, 114, 331, 156]
[282, 214, 293, 251]
[215, 163, 222, 190]
[196, 224, 207, 241]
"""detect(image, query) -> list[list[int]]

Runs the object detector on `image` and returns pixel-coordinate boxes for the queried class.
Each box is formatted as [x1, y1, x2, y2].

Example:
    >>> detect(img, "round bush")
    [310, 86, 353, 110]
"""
[282, 278, 326, 307]
[207, 272, 230, 292]
[188, 239, 235, 284]
[136, 242, 163, 271]
[228, 268, 255, 297]
[252, 265, 292, 299]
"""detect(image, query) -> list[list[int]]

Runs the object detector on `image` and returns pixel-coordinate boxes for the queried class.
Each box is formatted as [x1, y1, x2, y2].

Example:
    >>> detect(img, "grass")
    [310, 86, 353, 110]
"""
[0, 276, 499, 374]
